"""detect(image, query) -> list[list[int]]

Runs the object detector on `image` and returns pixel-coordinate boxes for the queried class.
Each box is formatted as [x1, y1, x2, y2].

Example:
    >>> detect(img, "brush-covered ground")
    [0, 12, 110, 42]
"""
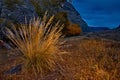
[0, 36, 120, 80]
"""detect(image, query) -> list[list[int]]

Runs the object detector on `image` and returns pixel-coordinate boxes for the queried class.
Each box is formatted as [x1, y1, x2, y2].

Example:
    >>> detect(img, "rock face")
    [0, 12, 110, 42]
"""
[0, 0, 37, 23]
[0, 0, 88, 39]
[0, 0, 37, 39]
[61, 2, 88, 32]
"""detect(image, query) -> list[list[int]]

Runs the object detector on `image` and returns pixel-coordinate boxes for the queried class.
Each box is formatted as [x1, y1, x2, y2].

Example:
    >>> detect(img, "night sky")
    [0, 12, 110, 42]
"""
[72, 0, 120, 28]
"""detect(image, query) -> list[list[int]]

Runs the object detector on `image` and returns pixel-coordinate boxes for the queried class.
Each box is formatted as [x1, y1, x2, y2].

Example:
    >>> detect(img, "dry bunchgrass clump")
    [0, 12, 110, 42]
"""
[5, 13, 65, 77]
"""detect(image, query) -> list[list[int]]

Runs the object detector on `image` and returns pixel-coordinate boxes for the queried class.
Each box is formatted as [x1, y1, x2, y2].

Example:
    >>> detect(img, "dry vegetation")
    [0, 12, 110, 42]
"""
[0, 14, 65, 79]
[64, 23, 81, 36]
[0, 15, 120, 79]
[62, 38, 120, 80]
[0, 37, 120, 80]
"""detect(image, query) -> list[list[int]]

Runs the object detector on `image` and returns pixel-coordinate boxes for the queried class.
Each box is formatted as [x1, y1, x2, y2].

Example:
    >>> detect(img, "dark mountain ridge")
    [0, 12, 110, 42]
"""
[87, 26, 110, 32]
[85, 25, 120, 41]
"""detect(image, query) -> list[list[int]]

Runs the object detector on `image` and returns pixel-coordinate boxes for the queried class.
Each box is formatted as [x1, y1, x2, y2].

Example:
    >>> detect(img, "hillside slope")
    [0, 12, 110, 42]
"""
[0, 0, 88, 38]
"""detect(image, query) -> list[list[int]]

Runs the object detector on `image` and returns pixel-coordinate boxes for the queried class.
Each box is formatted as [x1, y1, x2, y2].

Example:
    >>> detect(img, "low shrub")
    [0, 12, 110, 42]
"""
[65, 23, 81, 36]
[62, 21, 81, 36]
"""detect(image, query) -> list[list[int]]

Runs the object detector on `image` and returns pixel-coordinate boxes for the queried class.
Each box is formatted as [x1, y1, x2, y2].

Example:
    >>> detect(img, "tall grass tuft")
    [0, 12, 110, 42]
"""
[5, 13, 64, 76]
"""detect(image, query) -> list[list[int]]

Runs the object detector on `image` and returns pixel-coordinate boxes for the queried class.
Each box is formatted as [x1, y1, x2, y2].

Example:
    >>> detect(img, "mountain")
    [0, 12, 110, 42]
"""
[85, 25, 120, 41]
[0, 0, 88, 39]
[87, 26, 109, 32]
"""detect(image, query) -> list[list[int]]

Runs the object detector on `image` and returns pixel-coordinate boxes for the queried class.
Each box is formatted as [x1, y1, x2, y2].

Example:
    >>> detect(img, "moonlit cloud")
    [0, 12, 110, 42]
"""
[72, 0, 120, 28]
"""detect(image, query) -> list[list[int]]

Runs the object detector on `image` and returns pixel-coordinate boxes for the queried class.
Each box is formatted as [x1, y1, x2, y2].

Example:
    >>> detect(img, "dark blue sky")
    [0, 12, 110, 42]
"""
[72, 0, 120, 28]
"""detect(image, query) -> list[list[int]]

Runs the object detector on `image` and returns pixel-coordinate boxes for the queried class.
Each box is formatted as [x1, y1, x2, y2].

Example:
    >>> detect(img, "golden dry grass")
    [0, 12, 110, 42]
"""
[61, 38, 120, 80]
[0, 15, 120, 79]
[2, 14, 65, 79]
[0, 37, 120, 80]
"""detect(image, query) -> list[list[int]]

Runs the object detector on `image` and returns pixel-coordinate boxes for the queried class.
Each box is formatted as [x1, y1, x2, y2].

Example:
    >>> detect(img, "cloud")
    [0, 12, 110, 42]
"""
[72, 0, 120, 28]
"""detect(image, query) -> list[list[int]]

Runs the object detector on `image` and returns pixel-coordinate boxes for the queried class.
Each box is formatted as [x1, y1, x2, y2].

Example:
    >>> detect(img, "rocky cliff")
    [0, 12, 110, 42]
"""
[0, 0, 88, 38]
[61, 2, 88, 31]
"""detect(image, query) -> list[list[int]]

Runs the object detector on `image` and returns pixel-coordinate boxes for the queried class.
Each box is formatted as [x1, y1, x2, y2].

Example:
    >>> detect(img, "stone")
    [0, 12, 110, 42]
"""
[5, 64, 22, 75]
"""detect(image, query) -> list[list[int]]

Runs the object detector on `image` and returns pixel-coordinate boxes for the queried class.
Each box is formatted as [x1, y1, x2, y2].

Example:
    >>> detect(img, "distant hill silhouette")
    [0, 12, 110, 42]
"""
[87, 26, 109, 32]
[85, 25, 120, 41]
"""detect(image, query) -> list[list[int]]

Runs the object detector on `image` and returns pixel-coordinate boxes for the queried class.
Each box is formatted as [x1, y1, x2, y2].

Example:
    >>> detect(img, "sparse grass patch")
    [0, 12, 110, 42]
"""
[62, 39, 120, 80]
